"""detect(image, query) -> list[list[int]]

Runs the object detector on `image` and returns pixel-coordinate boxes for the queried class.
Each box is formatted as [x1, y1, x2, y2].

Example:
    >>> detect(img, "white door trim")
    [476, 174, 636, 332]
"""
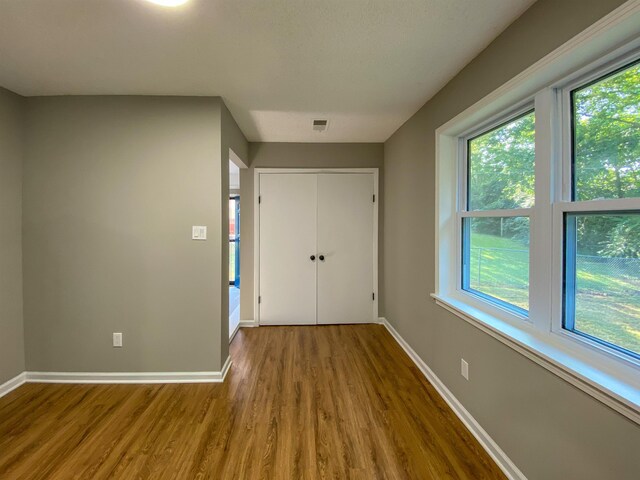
[254, 168, 379, 325]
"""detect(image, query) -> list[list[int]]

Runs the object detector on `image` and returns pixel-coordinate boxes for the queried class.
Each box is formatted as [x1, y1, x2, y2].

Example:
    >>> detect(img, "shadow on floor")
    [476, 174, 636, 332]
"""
[229, 286, 240, 339]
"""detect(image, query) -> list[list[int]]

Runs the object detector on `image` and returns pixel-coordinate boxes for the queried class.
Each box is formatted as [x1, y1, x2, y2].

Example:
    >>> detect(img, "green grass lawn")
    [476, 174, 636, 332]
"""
[468, 233, 529, 309]
[469, 233, 640, 355]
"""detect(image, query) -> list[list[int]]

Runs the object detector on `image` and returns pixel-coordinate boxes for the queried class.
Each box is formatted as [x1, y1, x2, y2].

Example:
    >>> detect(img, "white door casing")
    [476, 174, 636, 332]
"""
[255, 169, 378, 325]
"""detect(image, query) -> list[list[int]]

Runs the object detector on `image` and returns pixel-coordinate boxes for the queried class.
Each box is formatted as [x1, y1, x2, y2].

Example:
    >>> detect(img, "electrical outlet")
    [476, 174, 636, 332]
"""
[113, 332, 123, 348]
[461, 358, 469, 380]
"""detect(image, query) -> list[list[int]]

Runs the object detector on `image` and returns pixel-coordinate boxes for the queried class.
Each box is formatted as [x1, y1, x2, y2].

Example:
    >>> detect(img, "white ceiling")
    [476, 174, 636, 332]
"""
[0, 0, 535, 142]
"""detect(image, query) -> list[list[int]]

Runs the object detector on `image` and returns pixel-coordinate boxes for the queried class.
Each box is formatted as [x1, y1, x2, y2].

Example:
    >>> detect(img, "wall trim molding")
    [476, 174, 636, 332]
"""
[24, 357, 233, 385]
[239, 319, 258, 327]
[381, 318, 527, 480]
[0, 372, 27, 398]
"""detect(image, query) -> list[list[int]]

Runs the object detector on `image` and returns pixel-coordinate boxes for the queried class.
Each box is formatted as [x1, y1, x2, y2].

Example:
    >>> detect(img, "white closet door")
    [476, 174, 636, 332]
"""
[259, 174, 317, 325]
[317, 174, 375, 324]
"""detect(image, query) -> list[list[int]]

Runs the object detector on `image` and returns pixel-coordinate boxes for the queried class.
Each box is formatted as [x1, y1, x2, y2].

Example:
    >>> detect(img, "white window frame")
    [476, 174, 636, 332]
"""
[457, 103, 535, 321]
[434, 1, 640, 425]
[551, 51, 640, 365]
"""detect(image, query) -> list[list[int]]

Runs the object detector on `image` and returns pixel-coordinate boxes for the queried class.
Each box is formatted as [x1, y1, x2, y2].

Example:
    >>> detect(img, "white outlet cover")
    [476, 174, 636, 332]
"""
[461, 359, 469, 380]
[192, 226, 207, 240]
[113, 332, 123, 348]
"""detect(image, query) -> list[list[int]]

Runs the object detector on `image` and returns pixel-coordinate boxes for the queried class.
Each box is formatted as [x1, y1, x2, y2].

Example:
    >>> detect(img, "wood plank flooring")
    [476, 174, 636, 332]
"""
[0, 325, 506, 479]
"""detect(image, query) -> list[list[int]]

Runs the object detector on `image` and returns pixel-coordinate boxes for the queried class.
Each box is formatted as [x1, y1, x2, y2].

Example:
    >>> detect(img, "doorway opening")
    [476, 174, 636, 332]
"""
[229, 158, 241, 339]
[229, 195, 240, 331]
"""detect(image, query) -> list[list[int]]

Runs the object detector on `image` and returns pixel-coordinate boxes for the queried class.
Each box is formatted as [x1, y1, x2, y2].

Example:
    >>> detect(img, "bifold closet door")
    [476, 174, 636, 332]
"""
[259, 174, 317, 325]
[317, 173, 374, 324]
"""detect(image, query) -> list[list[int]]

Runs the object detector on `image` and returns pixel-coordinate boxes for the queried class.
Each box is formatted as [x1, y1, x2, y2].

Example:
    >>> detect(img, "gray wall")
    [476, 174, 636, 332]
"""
[239, 142, 384, 321]
[23, 96, 230, 372]
[220, 102, 248, 354]
[383, 0, 639, 479]
[0, 88, 25, 384]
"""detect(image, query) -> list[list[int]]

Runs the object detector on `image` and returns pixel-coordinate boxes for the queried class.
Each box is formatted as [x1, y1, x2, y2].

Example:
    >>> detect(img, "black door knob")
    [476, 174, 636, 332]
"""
[319, 255, 325, 261]
[310, 255, 316, 261]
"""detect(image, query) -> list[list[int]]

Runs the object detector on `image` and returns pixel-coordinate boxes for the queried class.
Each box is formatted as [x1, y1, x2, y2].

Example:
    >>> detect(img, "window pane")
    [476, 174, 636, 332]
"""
[564, 213, 640, 357]
[572, 61, 640, 201]
[229, 197, 239, 284]
[229, 240, 236, 282]
[468, 111, 535, 210]
[229, 199, 236, 237]
[462, 217, 530, 312]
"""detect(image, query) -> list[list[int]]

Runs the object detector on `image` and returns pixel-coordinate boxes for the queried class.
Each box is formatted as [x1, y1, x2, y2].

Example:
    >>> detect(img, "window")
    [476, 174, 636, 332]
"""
[564, 213, 640, 358]
[571, 61, 640, 202]
[461, 111, 535, 314]
[435, 25, 640, 421]
[229, 196, 240, 286]
[563, 61, 640, 359]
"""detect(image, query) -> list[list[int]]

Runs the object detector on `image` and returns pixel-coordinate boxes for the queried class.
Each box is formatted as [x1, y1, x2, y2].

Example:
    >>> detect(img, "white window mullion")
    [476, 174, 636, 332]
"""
[529, 88, 557, 332]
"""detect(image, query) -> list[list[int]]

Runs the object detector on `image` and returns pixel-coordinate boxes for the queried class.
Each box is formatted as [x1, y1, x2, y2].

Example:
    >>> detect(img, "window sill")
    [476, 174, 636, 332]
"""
[431, 293, 640, 425]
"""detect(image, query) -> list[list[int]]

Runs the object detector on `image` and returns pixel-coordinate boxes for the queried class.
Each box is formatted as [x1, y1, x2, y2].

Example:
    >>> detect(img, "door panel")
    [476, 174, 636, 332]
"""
[317, 174, 374, 324]
[259, 174, 317, 325]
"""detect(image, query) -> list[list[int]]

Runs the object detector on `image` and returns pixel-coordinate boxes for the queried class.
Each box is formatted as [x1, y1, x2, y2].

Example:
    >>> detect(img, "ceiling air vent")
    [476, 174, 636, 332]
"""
[313, 119, 328, 132]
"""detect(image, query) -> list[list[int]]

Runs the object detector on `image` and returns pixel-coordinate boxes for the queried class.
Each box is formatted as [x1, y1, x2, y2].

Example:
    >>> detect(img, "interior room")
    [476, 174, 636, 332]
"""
[0, 1, 638, 479]
[228, 154, 244, 340]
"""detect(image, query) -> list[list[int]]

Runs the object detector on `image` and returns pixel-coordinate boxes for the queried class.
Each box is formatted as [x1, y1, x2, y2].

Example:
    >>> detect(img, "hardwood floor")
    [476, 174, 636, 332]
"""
[0, 325, 506, 479]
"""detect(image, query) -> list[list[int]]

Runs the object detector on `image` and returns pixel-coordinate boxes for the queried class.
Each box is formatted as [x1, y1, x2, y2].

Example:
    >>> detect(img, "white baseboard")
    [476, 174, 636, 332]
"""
[381, 318, 526, 480]
[239, 320, 258, 327]
[219, 355, 232, 381]
[0, 372, 27, 398]
[377, 316, 386, 324]
[25, 356, 233, 385]
[231, 319, 259, 342]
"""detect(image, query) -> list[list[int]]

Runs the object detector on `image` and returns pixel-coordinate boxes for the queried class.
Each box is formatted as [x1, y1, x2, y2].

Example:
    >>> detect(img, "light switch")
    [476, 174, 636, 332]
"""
[192, 226, 207, 240]
[461, 359, 469, 380]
